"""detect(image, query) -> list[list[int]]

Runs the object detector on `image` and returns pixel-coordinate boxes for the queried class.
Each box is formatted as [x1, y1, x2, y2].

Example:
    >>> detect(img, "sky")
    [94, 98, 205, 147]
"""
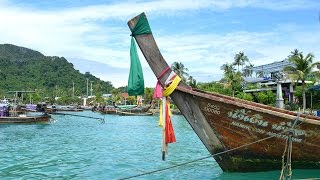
[0, 0, 319, 88]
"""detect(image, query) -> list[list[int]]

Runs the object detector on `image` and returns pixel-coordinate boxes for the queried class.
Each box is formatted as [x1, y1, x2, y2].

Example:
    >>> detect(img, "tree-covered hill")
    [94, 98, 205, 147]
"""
[0, 44, 114, 98]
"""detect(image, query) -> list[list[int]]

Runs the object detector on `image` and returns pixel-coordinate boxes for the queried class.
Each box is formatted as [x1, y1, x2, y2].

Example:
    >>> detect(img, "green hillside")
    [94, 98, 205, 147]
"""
[0, 44, 114, 100]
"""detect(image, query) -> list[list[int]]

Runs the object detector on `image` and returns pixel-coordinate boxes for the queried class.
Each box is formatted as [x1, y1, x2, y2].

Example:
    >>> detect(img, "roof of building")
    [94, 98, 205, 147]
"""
[251, 60, 294, 73]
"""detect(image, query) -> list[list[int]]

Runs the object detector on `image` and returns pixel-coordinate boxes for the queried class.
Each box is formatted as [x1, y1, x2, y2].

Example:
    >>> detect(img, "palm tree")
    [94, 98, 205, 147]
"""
[188, 76, 197, 88]
[225, 71, 244, 97]
[220, 62, 244, 97]
[243, 63, 254, 77]
[284, 50, 320, 112]
[220, 63, 235, 75]
[256, 71, 264, 78]
[144, 87, 154, 104]
[233, 51, 249, 72]
[171, 62, 189, 82]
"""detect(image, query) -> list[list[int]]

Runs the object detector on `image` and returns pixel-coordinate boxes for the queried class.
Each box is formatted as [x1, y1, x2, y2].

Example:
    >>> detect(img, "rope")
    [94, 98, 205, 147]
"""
[120, 128, 293, 180]
[51, 112, 105, 123]
[279, 113, 300, 180]
[279, 136, 289, 179]
[157, 66, 170, 79]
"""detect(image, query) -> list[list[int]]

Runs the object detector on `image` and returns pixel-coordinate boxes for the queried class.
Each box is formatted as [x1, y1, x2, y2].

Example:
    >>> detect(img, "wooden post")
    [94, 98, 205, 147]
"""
[311, 92, 313, 111]
[162, 96, 166, 160]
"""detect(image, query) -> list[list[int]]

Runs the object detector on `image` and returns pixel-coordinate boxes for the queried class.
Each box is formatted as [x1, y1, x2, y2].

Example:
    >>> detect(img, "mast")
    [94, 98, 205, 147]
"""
[90, 81, 93, 97]
[72, 82, 75, 98]
[86, 78, 89, 97]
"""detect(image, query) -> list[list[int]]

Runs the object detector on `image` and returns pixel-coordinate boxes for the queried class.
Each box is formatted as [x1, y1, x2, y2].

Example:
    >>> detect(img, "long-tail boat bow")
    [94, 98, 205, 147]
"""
[128, 12, 320, 173]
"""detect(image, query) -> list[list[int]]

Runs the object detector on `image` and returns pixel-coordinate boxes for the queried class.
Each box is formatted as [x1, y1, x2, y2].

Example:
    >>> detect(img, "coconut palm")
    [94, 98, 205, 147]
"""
[225, 71, 244, 97]
[233, 51, 249, 72]
[256, 71, 264, 78]
[220, 63, 235, 75]
[188, 76, 197, 88]
[144, 87, 154, 104]
[243, 63, 254, 77]
[284, 50, 320, 112]
[171, 62, 189, 82]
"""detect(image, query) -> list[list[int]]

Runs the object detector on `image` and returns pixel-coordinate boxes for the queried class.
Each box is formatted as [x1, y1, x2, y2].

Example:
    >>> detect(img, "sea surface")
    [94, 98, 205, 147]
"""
[0, 111, 319, 179]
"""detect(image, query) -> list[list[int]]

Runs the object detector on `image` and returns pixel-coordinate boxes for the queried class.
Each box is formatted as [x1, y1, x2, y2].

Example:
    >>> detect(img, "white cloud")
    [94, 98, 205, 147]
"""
[0, 0, 319, 88]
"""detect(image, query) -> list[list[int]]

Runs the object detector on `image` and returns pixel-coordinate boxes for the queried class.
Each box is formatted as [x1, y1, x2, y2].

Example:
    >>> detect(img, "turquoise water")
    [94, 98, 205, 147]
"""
[0, 111, 319, 179]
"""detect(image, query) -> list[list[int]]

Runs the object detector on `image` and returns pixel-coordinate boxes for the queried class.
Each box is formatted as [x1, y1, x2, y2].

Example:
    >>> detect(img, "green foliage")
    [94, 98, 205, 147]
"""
[284, 49, 320, 111]
[225, 71, 244, 97]
[197, 82, 232, 95]
[171, 61, 189, 82]
[235, 92, 254, 101]
[188, 76, 197, 88]
[244, 83, 258, 90]
[144, 87, 154, 104]
[233, 51, 249, 72]
[254, 91, 275, 105]
[0, 44, 114, 102]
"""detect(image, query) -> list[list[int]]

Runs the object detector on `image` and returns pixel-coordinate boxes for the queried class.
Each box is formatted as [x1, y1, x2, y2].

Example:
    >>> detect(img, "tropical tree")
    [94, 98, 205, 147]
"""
[171, 62, 189, 82]
[144, 87, 154, 104]
[110, 88, 121, 103]
[283, 49, 320, 112]
[243, 63, 254, 77]
[197, 82, 231, 95]
[220, 61, 244, 97]
[233, 51, 249, 72]
[224, 71, 244, 97]
[256, 71, 264, 78]
[188, 76, 197, 88]
[220, 63, 235, 75]
[235, 92, 254, 101]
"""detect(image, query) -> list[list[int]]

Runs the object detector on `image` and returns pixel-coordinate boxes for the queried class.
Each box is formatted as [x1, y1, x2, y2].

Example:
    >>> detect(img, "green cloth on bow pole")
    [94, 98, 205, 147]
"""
[128, 13, 152, 96]
[128, 37, 144, 96]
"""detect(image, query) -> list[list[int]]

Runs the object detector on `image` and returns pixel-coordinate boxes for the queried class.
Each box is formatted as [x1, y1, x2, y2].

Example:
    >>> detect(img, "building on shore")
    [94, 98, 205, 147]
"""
[244, 60, 314, 105]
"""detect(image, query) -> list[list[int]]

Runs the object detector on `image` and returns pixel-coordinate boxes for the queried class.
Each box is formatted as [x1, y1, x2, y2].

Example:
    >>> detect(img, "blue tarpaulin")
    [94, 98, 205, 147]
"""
[308, 84, 320, 91]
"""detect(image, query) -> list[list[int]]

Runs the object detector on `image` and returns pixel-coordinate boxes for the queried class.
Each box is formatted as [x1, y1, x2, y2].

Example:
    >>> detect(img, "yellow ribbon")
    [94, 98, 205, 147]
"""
[163, 75, 181, 97]
[158, 101, 163, 127]
[158, 100, 172, 127]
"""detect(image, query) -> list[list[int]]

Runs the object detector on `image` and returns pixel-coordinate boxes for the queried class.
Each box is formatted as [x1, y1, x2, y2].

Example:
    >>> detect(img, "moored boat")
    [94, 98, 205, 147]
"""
[117, 111, 153, 116]
[127, 13, 320, 172]
[56, 105, 83, 112]
[0, 114, 51, 124]
[0, 103, 51, 123]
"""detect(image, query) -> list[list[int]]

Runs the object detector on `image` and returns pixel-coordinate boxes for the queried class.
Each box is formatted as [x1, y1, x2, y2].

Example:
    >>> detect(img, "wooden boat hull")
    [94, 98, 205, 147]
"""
[99, 107, 118, 114]
[117, 111, 153, 116]
[0, 114, 51, 124]
[174, 87, 320, 172]
[128, 13, 320, 172]
[56, 109, 83, 112]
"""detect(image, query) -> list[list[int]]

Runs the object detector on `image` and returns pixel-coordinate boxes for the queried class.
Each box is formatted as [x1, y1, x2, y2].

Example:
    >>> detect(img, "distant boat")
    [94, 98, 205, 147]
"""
[24, 104, 37, 112]
[80, 106, 93, 110]
[0, 104, 51, 124]
[98, 104, 152, 115]
[99, 106, 118, 114]
[118, 104, 152, 113]
[0, 114, 51, 124]
[117, 111, 153, 116]
[128, 13, 320, 172]
[55, 105, 83, 112]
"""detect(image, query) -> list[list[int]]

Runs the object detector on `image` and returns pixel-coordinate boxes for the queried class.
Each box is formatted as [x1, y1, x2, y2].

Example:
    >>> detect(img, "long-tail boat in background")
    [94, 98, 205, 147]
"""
[0, 91, 51, 124]
[0, 103, 51, 124]
[127, 13, 320, 172]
